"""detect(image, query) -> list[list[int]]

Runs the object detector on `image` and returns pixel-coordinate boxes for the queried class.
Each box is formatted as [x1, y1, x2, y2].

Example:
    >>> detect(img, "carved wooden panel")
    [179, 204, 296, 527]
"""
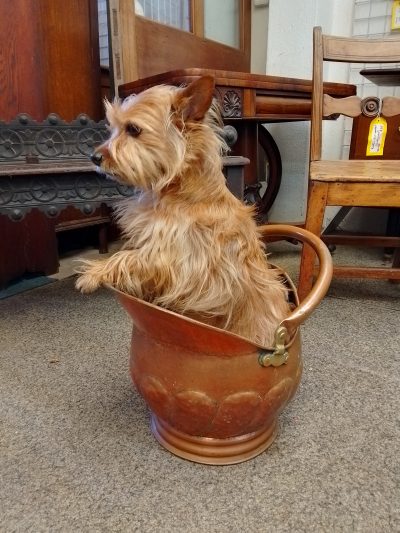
[215, 87, 243, 118]
[382, 96, 400, 118]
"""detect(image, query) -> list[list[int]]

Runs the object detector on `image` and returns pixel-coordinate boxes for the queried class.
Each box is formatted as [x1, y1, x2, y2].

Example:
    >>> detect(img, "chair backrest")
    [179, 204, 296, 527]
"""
[310, 26, 400, 161]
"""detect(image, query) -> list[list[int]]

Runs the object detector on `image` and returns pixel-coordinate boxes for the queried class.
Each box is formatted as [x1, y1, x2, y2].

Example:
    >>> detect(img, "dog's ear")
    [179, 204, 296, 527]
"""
[104, 98, 113, 119]
[104, 97, 120, 125]
[174, 76, 215, 122]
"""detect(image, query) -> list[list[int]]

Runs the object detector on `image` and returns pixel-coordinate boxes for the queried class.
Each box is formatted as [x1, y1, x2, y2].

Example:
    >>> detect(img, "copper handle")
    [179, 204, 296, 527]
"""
[259, 224, 333, 334]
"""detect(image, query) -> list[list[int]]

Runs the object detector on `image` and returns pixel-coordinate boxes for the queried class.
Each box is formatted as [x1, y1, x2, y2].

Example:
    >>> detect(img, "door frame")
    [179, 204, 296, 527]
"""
[107, 0, 251, 94]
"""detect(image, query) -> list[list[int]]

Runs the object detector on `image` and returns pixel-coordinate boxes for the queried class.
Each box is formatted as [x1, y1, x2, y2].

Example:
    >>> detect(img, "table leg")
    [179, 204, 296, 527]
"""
[257, 124, 282, 217]
[228, 121, 282, 221]
[229, 121, 258, 184]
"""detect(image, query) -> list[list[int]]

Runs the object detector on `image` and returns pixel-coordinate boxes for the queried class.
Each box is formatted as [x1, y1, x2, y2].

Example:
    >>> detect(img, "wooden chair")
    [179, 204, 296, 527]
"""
[298, 27, 400, 301]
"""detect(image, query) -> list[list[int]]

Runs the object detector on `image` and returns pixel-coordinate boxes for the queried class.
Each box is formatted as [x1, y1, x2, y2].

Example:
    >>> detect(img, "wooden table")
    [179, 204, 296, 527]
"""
[119, 68, 355, 219]
[359, 67, 400, 86]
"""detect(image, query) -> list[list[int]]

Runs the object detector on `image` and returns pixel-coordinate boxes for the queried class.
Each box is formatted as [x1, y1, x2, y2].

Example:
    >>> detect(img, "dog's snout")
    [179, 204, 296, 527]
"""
[90, 151, 103, 166]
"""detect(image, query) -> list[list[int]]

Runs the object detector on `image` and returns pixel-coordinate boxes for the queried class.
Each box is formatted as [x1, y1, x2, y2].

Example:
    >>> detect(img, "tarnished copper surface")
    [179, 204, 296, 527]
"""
[110, 225, 332, 465]
[115, 289, 302, 464]
[259, 225, 333, 335]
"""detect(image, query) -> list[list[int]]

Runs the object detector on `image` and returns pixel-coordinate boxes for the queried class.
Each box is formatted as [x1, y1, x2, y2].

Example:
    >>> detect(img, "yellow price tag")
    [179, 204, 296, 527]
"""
[391, 0, 400, 30]
[366, 117, 387, 156]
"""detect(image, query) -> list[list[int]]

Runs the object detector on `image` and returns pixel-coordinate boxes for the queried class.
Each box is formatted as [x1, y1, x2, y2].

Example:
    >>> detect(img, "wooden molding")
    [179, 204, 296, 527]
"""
[191, 0, 204, 37]
[310, 26, 323, 161]
[256, 96, 311, 117]
[323, 94, 362, 118]
[323, 34, 400, 63]
[381, 96, 400, 117]
[108, 0, 138, 93]
[240, 0, 251, 60]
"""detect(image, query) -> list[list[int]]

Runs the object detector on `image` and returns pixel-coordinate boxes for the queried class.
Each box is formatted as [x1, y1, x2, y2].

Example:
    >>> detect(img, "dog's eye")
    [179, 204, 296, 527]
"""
[126, 123, 142, 137]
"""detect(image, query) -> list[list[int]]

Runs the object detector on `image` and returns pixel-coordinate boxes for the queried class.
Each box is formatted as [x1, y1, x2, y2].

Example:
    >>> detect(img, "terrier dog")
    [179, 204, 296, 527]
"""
[76, 76, 289, 346]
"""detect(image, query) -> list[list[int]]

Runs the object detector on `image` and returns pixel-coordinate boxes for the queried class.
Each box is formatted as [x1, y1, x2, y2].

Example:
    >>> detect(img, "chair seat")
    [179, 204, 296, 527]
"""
[310, 160, 400, 183]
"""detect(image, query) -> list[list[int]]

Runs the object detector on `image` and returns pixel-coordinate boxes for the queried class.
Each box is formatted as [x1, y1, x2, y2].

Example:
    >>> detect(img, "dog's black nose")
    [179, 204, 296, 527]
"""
[90, 151, 103, 166]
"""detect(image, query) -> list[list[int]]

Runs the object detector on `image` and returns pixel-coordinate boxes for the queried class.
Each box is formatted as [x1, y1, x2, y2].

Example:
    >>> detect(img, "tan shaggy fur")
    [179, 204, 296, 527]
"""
[76, 76, 289, 346]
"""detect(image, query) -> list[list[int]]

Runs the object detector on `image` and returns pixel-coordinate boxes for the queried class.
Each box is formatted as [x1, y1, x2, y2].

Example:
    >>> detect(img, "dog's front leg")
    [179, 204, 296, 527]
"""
[75, 250, 141, 294]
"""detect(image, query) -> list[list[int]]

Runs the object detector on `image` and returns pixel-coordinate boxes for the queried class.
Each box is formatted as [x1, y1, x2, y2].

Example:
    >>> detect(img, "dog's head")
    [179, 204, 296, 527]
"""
[91, 76, 225, 192]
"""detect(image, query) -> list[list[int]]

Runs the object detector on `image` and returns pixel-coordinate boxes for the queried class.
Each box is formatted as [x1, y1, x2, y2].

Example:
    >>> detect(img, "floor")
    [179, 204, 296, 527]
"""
[1, 242, 399, 532]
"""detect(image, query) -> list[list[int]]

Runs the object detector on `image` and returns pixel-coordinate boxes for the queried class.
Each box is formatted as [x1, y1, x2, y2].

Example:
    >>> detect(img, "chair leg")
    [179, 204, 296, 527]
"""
[390, 247, 400, 284]
[98, 223, 109, 254]
[298, 181, 328, 301]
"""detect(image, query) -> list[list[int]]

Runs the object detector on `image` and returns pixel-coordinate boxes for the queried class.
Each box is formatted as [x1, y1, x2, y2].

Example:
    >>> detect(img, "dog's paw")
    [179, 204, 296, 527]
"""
[75, 272, 102, 294]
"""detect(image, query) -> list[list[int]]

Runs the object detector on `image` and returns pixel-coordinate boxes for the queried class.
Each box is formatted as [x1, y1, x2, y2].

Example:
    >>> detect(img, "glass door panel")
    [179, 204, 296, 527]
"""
[204, 0, 240, 49]
[135, 0, 190, 31]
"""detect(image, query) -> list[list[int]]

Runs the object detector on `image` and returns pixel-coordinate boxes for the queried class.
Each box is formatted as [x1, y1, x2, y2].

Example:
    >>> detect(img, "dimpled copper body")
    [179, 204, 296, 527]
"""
[111, 225, 332, 465]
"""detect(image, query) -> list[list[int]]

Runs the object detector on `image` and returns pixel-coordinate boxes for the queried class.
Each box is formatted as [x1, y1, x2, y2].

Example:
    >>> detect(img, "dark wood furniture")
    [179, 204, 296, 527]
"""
[0, 113, 136, 287]
[349, 67, 400, 281]
[358, 68, 400, 85]
[0, 0, 107, 286]
[119, 68, 355, 218]
[0, 0, 102, 122]
[298, 27, 400, 300]
[350, 69, 400, 160]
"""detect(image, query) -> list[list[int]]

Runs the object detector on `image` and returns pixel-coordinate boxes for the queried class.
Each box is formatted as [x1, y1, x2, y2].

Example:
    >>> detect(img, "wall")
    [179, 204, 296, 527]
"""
[264, 0, 354, 223]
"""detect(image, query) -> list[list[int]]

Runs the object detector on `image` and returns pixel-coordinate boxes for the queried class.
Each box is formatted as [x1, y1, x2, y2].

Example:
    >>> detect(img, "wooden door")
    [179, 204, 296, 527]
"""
[0, 0, 101, 122]
[108, 0, 251, 91]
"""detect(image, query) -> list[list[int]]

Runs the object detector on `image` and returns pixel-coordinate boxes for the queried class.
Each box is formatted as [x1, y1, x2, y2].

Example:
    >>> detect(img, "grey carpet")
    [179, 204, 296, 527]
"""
[0, 276, 56, 300]
[1, 247, 400, 532]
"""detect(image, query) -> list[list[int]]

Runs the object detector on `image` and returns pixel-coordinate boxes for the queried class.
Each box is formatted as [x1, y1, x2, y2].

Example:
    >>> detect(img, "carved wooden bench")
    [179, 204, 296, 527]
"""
[0, 113, 136, 285]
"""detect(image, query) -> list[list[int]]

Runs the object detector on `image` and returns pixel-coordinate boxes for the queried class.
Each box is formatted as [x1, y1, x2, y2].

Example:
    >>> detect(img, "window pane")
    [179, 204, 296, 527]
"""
[204, 0, 240, 49]
[135, 0, 191, 31]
